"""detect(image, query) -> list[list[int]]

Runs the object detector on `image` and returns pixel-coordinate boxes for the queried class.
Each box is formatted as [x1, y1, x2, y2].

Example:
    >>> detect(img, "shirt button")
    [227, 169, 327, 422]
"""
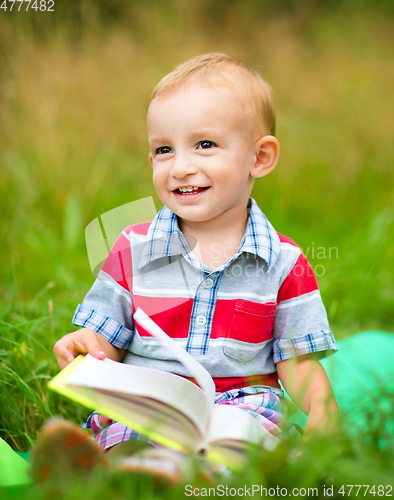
[203, 278, 214, 289]
[195, 315, 206, 326]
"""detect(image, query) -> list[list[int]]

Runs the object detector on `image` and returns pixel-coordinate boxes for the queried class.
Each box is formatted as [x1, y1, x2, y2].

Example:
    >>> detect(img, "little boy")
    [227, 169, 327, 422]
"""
[45, 53, 340, 480]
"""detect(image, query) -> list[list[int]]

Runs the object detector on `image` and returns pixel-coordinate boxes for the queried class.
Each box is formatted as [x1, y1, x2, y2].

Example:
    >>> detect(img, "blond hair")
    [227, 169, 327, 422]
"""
[150, 53, 275, 137]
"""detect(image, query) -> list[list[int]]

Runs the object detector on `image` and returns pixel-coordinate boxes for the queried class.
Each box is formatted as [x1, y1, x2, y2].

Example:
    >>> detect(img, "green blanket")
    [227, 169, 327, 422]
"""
[287, 330, 394, 437]
[0, 438, 31, 487]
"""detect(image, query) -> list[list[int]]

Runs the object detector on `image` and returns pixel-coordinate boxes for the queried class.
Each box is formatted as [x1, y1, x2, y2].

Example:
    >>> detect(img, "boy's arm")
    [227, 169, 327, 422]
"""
[54, 328, 126, 370]
[276, 354, 340, 436]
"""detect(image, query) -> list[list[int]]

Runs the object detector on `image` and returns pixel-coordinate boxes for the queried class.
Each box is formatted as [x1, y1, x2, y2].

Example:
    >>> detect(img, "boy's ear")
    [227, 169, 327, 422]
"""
[149, 153, 153, 166]
[250, 135, 280, 179]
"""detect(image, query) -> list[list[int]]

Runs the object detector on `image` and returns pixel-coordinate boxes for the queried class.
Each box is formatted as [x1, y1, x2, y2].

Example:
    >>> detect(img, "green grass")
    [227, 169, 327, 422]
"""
[1, 3, 394, 497]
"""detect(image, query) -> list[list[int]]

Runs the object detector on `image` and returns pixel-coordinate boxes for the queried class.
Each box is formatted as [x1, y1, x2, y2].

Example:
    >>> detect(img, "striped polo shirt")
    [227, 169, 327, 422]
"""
[73, 198, 337, 393]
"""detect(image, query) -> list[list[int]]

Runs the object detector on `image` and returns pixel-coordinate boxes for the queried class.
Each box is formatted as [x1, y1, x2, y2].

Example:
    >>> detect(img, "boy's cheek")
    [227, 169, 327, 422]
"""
[151, 174, 169, 201]
[151, 171, 163, 188]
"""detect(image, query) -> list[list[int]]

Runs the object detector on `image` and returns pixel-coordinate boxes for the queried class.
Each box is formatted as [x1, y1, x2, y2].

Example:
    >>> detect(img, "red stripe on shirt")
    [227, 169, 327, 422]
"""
[127, 222, 151, 236]
[212, 299, 276, 343]
[101, 232, 133, 293]
[184, 373, 280, 392]
[277, 233, 301, 249]
[277, 253, 319, 303]
[213, 373, 280, 392]
[133, 296, 193, 339]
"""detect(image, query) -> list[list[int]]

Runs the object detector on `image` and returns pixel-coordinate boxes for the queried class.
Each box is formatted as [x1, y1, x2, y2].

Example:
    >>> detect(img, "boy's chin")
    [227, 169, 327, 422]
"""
[174, 211, 213, 226]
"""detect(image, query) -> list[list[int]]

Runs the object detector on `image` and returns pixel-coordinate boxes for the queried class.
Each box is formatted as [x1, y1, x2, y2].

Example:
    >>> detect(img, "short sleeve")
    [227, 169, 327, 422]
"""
[272, 253, 337, 363]
[72, 229, 135, 349]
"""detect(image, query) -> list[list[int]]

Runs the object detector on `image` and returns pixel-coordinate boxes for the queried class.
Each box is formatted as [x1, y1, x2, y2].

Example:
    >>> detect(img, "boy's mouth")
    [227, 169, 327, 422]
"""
[173, 186, 209, 195]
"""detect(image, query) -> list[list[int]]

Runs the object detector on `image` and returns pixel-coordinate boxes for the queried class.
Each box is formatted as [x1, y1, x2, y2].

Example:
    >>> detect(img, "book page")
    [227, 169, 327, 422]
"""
[134, 308, 216, 405]
[66, 354, 210, 438]
[67, 384, 204, 450]
[205, 405, 279, 452]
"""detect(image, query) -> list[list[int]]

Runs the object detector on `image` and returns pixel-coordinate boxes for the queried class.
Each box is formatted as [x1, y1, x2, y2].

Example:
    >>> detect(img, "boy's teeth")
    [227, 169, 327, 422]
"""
[178, 186, 200, 192]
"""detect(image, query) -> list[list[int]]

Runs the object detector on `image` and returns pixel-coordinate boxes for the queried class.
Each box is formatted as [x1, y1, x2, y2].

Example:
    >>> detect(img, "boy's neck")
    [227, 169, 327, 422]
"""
[178, 205, 249, 270]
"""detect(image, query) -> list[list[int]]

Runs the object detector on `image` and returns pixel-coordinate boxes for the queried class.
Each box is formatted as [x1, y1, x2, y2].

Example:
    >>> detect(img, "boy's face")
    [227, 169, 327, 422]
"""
[147, 86, 259, 231]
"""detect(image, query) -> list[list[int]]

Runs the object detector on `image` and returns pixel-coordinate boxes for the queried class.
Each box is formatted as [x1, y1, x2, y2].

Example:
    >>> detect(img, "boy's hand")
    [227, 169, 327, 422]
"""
[53, 328, 108, 370]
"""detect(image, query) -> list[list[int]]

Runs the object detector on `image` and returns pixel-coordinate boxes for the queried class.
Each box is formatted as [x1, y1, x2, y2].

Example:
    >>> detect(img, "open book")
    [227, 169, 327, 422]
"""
[48, 308, 279, 468]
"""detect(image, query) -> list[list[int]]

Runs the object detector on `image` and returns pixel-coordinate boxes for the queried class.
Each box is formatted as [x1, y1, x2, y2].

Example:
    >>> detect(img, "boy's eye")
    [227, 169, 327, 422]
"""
[156, 146, 172, 155]
[197, 141, 216, 149]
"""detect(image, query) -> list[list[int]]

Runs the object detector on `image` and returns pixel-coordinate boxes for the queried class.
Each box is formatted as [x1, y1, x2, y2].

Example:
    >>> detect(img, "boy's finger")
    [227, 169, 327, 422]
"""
[53, 338, 75, 362]
[56, 355, 72, 370]
[83, 336, 107, 360]
[53, 332, 107, 370]
[53, 340, 76, 369]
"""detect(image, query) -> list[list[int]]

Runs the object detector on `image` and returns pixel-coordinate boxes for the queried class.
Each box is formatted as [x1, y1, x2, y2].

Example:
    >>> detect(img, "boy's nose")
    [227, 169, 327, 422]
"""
[170, 154, 198, 179]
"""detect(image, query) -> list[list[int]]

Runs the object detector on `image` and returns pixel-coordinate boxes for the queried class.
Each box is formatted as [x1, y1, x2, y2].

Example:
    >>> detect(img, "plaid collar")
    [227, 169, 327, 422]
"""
[137, 198, 280, 271]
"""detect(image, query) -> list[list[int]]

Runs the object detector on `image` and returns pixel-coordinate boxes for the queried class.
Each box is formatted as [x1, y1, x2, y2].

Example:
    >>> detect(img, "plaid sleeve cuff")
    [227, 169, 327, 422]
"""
[273, 329, 337, 363]
[72, 304, 135, 349]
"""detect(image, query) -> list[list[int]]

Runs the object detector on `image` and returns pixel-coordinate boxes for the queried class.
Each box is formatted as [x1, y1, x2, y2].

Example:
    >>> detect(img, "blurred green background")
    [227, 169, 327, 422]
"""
[1, 0, 394, 450]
